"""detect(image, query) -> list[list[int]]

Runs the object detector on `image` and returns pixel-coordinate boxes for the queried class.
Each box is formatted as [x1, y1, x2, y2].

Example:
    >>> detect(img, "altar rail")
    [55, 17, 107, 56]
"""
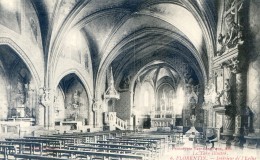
[151, 118, 174, 127]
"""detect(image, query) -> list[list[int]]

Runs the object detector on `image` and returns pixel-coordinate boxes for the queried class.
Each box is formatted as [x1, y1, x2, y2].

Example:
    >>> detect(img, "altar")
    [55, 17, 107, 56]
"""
[7, 117, 35, 126]
[0, 117, 35, 137]
[54, 120, 83, 133]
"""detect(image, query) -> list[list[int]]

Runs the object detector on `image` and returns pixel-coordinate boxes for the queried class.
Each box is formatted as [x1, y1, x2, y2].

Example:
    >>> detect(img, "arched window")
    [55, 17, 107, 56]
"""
[144, 89, 149, 107]
[156, 83, 175, 118]
[134, 81, 155, 116]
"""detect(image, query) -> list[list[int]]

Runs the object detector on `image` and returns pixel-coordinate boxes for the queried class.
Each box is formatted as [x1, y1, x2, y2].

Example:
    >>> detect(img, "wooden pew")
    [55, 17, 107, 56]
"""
[83, 142, 146, 150]
[97, 140, 150, 144]
[68, 145, 151, 159]
[0, 140, 42, 155]
[118, 135, 168, 157]
[68, 145, 132, 153]
[5, 138, 61, 149]
[0, 144, 16, 160]
[13, 153, 68, 160]
[107, 138, 158, 143]
[45, 148, 144, 160]
[41, 133, 97, 144]
[24, 136, 74, 147]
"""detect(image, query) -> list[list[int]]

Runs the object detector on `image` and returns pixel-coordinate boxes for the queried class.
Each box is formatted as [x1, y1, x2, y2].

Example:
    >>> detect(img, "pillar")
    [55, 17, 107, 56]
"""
[35, 104, 45, 127]
[47, 89, 55, 129]
[88, 101, 94, 127]
[92, 99, 103, 129]
[232, 71, 247, 146]
[245, 53, 260, 148]
[219, 66, 235, 144]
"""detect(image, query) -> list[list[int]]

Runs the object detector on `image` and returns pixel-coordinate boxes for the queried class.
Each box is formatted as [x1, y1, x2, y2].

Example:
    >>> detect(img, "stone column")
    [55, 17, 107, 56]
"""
[220, 65, 236, 144]
[92, 99, 103, 129]
[36, 89, 46, 127]
[92, 100, 98, 128]
[88, 101, 93, 127]
[37, 87, 54, 130]
[47, 89, 55, 129]
[35, 104, 45, 127]
[232, 71, 247, 146]
[245, 55, 260, 148]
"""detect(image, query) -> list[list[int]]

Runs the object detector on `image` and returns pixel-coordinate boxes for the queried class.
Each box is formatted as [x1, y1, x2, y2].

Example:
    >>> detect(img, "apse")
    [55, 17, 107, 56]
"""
[57, 73, 89, 125]
[156, 83, 175, 118]
[0, 45, 36, 120]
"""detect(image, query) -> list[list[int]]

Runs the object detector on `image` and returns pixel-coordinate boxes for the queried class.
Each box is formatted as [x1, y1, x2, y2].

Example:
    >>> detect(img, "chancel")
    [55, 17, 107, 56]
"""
[0, 0, 259, 159]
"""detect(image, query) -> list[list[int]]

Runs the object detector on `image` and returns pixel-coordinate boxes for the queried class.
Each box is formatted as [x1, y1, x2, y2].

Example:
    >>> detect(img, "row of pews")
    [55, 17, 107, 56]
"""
[0, 130, 184, 160]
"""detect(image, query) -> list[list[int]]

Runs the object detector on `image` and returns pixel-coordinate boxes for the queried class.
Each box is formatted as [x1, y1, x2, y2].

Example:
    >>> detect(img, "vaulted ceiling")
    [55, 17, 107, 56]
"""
[31, 0, 217, 91]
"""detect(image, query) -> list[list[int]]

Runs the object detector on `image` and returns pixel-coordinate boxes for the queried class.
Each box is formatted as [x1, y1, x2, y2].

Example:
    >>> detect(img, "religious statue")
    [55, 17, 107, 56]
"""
[72, 90, 80, 109]
[215, 92, 222, 106]
[190, 115, 196, 127]
[222, 79, 231, 105]
[17, 79, 26, 105]
[225, 22, 243, 48]
[39, 87, 49, 104]
[122, 76, 130, 89]
[92, 100, 99, 112]
[217, 0, 244, 56]
[24, 106, 31, 118]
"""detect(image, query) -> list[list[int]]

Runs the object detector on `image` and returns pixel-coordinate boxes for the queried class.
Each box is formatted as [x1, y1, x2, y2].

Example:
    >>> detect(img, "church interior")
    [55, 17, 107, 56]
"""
[0, 0, 260, 159]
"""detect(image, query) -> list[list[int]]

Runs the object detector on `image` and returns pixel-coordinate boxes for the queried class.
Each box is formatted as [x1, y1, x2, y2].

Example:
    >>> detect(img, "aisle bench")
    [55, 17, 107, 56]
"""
[0, 140, 42, 155]
[0, 144, 16, 160]
[13, 153, 68, 160]
[45, 148, 144, 160]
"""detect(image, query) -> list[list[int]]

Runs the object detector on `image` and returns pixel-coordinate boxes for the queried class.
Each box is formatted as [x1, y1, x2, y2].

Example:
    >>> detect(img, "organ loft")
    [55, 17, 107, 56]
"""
[0, 0, 259, 159]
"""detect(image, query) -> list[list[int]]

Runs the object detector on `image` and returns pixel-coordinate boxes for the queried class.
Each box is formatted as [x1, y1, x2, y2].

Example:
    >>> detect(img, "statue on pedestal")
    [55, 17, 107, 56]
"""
[72, 90, 80, 109]
[190, 115, 196, 128]
[223, 79, 231, 106]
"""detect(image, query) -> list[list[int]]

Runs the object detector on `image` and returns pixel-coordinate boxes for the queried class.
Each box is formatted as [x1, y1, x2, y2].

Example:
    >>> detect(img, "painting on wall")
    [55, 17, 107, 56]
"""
[0, 0, 21, 33]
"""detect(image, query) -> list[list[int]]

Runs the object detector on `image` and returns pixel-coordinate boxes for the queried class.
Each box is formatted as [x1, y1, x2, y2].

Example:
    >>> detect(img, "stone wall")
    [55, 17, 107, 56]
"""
[114, 91, 131, 121]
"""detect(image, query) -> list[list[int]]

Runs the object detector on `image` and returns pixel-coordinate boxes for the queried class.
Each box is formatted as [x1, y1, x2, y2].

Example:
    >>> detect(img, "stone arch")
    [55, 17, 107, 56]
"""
[95, 28, 207, 101]
[54, 70, 93, 128]
[54, 69, 93, 101]
[0, 37, 41, 88]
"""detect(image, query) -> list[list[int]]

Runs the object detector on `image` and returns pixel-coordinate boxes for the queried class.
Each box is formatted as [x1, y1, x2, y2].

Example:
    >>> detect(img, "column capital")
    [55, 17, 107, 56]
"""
[220, 57, 241, 74]
[92, 98, 103, 112]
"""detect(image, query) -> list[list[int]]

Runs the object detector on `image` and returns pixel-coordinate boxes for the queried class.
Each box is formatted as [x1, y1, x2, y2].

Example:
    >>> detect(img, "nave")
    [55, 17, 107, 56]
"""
[1, 0, 260, 159]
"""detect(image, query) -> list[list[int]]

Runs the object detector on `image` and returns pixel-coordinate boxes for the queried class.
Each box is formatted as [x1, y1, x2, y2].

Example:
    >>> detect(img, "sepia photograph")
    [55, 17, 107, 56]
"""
[0, 0, 259, 159]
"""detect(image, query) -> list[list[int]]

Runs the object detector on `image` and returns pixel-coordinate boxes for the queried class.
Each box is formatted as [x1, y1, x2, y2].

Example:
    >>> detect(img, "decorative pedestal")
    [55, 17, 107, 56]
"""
[185, 115, 199, 141]
[220, 115, 235, 145]
[213, 106, 235, 145]
[244, 133, 260, 149]
[219, 133, 233, 147]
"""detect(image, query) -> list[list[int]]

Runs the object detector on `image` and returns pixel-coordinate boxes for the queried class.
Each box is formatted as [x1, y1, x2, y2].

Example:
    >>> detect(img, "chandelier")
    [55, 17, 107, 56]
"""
[104, 67, 120, 99]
